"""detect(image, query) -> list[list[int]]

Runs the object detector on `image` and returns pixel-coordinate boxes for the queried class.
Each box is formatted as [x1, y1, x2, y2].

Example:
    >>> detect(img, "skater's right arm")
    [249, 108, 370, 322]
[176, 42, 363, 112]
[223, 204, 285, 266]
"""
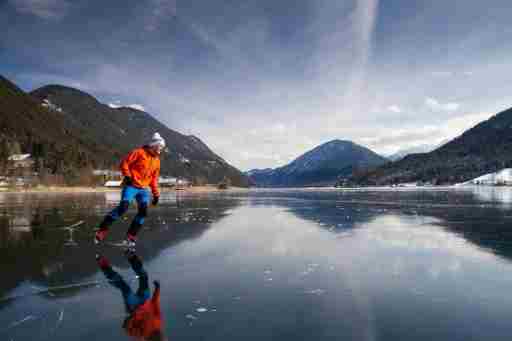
[120, 149, 141, 178]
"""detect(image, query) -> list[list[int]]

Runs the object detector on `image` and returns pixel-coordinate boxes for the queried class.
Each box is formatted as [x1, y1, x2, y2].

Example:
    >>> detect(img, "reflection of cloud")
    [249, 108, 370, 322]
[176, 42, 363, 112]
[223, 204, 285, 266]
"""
[360, 215, 494, 262]
[192, 205, 378, 340]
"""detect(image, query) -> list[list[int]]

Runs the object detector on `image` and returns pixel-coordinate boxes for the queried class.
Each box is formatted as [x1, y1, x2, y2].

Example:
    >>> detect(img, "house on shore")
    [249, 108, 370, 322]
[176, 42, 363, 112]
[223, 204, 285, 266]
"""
[7, 154, 35, 176]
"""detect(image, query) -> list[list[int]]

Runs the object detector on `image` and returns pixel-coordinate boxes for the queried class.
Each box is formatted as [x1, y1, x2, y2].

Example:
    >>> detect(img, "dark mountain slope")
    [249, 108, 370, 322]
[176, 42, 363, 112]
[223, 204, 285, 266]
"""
[352, 107, 512, 185]
[31, 85, 248, 186]
[0, 76, 114, 174]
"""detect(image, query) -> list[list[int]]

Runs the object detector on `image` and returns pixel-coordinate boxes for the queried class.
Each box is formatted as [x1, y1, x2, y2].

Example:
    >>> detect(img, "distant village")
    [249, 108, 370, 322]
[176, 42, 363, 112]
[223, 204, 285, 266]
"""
[0, 153, 191, 189]
[4, 151, 512, 189]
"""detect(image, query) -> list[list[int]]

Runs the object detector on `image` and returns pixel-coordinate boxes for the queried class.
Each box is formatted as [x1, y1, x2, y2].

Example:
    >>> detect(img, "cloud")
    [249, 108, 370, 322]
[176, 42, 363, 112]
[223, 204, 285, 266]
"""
[8, 0, 511, 171]
[362, 111, 494, 156]
[387, 105, 402, 113]
[425, 97, 460, 112]
[9, 0, 70, 20]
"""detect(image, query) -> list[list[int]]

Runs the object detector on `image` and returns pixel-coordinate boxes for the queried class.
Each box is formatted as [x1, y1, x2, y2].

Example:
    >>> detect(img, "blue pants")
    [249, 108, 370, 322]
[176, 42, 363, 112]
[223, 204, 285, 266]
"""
[100, 255, 151, 313]
[101, 185, 150, 236]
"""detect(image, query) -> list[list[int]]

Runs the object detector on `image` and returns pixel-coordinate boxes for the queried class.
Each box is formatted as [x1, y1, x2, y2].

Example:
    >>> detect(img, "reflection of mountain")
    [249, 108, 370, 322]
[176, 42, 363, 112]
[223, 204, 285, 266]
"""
[423, 205, 512, 262]
[250, 188, 512, 263]
[0, 193, 241, 300]
[285, 202, 380, 232]
[456, 186, 512, 206]
[366, 188, 512, 262]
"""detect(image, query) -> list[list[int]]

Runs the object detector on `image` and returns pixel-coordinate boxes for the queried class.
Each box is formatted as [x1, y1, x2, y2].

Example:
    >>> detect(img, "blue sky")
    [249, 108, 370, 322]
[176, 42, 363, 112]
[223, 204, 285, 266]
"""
[2, 0, 512, 170]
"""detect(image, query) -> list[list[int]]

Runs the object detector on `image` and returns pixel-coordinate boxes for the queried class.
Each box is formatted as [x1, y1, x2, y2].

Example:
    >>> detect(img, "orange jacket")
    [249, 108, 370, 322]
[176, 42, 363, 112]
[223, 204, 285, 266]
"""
[124, 287, 162, 339]
[120, 147, 161, 197]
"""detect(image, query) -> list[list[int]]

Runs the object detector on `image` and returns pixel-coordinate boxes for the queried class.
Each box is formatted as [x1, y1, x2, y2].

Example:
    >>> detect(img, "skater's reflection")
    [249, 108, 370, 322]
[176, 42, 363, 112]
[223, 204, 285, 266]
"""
[96, 251, 166, 341]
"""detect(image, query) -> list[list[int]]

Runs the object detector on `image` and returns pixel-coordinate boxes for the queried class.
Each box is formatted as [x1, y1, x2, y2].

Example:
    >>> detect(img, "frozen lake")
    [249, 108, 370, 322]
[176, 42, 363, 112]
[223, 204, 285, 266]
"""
[2, 187, 512, 340]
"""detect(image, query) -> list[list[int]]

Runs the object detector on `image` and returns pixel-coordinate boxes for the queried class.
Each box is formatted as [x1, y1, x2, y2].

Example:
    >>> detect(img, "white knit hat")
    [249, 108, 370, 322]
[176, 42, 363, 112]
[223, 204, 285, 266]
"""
[149, 132, 166, 148]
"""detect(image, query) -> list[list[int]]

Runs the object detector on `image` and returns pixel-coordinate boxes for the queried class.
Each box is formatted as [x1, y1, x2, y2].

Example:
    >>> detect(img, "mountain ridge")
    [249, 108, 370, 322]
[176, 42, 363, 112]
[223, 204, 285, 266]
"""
[351, 106, 512, 185]
[0, 75, 248, 186]
[247, 139, 388, 187]
[30, 84, 248, 186]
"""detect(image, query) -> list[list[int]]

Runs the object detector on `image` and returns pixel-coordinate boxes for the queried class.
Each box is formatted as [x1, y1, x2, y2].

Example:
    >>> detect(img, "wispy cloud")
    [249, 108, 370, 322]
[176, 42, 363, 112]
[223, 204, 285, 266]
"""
[144, 0, 176, 31]
[362, 111, 494, 156]
[9, 0, 70, 20]
[425, 97, 460, 112]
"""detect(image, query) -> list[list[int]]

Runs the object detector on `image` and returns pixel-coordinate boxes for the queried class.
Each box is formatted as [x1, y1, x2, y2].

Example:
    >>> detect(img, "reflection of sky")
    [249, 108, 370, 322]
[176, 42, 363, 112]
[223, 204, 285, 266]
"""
[171, 202, 512, 339]
[4, 190, 512, 340]
[187, 205, 501, 277]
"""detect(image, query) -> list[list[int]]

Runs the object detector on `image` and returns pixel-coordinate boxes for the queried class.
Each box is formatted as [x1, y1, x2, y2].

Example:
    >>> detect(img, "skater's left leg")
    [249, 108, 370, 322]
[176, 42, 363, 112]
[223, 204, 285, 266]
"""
[126, 189, 150, 241]
[126, 251, 150, 301]
[96, 255, 139, 312]
[95, 186, 137, 243]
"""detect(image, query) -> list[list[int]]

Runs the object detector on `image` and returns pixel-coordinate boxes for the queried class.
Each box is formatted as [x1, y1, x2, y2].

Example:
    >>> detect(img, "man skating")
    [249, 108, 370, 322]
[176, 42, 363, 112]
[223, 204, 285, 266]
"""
[95, 132, 165, 247]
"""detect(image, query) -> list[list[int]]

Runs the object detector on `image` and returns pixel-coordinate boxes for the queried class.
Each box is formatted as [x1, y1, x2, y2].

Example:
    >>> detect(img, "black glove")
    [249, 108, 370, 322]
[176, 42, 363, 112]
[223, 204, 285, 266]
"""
[152, 196, 159, 206]
[122, 176, 133, 187]
[153, 280, 160, 289]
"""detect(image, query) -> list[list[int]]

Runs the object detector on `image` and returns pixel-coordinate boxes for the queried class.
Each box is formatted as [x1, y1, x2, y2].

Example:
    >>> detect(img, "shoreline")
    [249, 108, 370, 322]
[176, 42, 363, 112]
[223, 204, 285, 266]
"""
[0, 185, 249, 194]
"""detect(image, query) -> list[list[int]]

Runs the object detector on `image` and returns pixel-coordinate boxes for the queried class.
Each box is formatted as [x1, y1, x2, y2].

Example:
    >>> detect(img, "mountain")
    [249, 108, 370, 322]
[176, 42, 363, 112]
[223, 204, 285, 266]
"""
[0, 75, 115, 176]
[30, 84, 249, 186]
[351, 106, 512, 185]
[247, 140, 388, 187]
[0, 75, 248, 186]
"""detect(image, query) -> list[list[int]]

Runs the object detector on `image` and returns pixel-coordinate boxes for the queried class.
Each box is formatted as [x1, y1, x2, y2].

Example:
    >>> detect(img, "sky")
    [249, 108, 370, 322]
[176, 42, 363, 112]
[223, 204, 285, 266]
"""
[2, 0, 512, 171]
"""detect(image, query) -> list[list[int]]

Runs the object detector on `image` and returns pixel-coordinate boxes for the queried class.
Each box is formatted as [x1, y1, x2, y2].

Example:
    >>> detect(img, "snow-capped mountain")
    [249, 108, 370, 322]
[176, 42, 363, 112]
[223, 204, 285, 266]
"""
[246, 140, 388, 187]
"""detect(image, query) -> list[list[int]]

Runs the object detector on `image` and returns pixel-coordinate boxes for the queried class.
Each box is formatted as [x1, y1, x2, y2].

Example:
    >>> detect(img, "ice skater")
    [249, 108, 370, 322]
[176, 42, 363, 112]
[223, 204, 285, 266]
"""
[95, 132, 165, 247]
[96, 251, 166, 341]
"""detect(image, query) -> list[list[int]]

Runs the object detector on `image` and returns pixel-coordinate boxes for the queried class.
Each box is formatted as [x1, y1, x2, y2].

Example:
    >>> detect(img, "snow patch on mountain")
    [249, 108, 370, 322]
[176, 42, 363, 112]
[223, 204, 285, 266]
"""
[458, 168, 512, 186]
